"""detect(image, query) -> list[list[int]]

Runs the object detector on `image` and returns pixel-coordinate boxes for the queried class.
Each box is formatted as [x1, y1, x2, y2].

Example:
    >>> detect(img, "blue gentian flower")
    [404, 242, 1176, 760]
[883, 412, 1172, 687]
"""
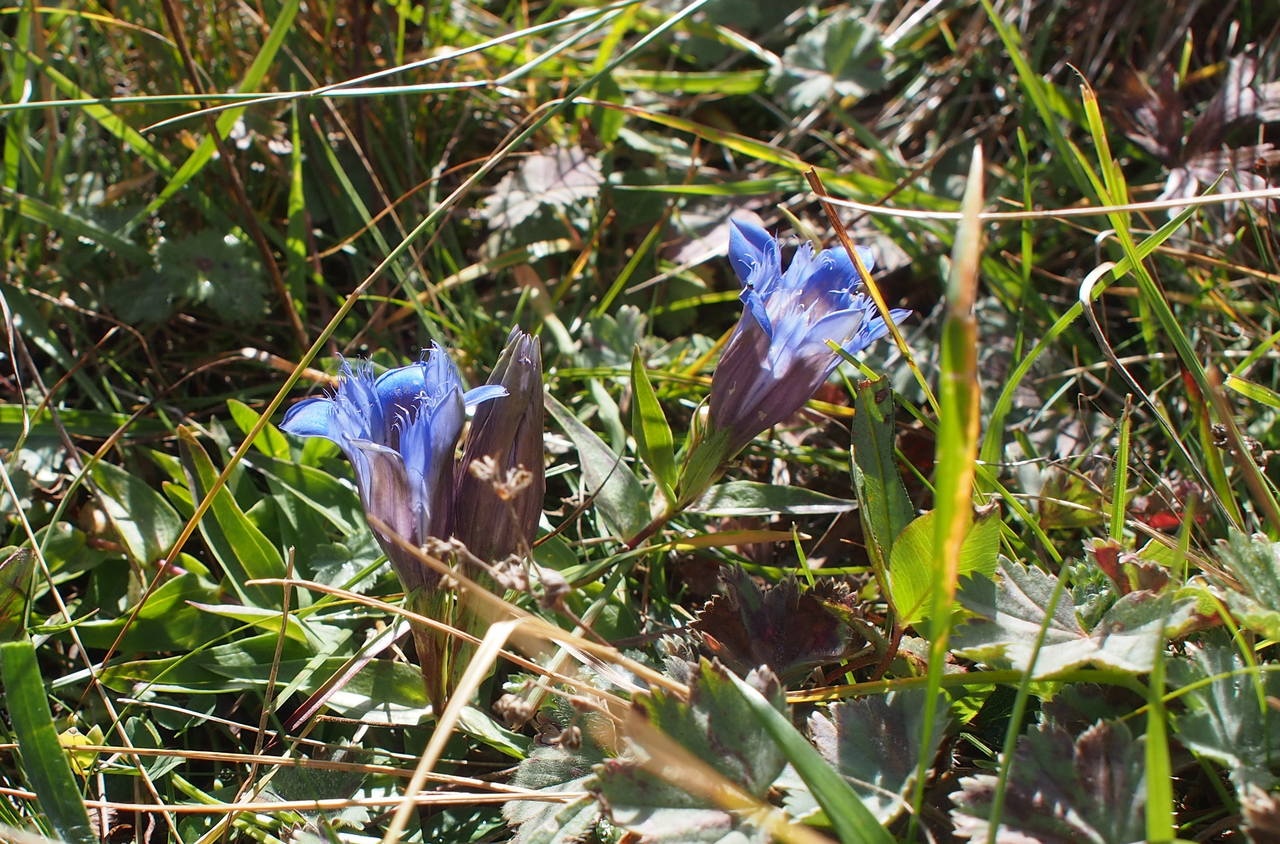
[280, 345, 506, 592]
[709, 218, 909, 456]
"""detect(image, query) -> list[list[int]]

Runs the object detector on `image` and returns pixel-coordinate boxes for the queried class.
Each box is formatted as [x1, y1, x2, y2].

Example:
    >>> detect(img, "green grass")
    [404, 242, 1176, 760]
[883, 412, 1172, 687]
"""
[3, 1, 1280, 841]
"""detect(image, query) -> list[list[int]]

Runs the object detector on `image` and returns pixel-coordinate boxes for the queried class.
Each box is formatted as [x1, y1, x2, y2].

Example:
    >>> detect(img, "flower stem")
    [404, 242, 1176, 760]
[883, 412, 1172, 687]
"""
[624, 507, 676, 550]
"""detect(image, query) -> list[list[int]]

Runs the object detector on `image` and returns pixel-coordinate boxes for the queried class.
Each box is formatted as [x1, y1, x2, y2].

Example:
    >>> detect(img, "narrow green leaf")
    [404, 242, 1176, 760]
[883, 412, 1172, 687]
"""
[691, 480, 856, 516]
[131, 0, 301, 225]
[630, 348, 677, 501]
[723, 671, 892, 844]
[178, 428, 285, 608]
[0, 639, 97, 844]
[850, 378, 913, 566]
[1225, 374, 1280, 410]
[0, 548, 35, 641]
[89, 460, 184, 566]
[544, 393, 648, 540]
[3, 188, 149, 263]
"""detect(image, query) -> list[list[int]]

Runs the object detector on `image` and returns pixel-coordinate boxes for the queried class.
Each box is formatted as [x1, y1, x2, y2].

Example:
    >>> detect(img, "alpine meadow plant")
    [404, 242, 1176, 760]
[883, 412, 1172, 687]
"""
[649, 218, 910, 543]
[280, 331, 544, 709]
[710, 218, 909, 457]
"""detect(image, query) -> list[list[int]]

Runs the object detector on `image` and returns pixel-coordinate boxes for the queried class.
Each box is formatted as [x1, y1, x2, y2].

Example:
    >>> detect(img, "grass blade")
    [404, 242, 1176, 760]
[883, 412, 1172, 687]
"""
[0, 639, 98, 844]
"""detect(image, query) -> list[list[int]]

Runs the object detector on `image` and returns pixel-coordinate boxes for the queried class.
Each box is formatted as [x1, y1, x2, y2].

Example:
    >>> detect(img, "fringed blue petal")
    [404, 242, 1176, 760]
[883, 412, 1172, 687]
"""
[728, 218, 779, 284]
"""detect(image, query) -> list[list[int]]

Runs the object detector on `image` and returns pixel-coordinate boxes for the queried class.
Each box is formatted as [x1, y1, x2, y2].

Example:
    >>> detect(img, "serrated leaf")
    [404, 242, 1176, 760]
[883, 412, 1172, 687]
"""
[951, 720, 1147, 843]
[952, 558, 1194, 677]
[595, 661, 787, 843]
[1212, 530, 1280, 639]
[631, 348, 678, 501]
[889, 507, 1001, 626]
[1167, 631, 1280, 793]
[770, 9, 888, 111]
[722, 670, 892, 844]
[691, 481, 856, 517]
[850, 379, 913, 566]
[545, 392, 648, 540]
[805, 689, 949, 824]
[694, 567, 861, 684]
[504, 744, 605, 844]
[480, 145, 603, 230]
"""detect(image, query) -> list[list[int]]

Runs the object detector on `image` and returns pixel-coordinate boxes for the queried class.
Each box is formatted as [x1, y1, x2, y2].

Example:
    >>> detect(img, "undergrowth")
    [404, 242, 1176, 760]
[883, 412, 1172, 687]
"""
[3, 1, 1280, 842]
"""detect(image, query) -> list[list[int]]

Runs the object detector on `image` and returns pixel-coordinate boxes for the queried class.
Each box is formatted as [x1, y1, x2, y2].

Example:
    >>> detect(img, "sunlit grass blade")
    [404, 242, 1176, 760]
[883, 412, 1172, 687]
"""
[1, 639, 98, 844]
[911, 144, 984, 832]
[723, 672, 892, 844]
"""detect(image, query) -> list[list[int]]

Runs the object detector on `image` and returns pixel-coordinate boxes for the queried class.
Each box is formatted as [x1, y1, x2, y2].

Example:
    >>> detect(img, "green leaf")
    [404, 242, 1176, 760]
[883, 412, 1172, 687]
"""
[504, 744, 605, 844]
[1211, 530, 1280, 639]
[691, 481, 856, 517]
[952, 559, 1197, 677]
[178, 427, 286, 608]
[227, 398, 291, 460]
[89, 460, 184, 566]
[801, 689, 950, 824]
[70, 572, 225, 653]
[630, 348, 678, 501]
[770, 9, 887, 111]
[1167, 631, 1280, 792]
[596, 661, 789, 843]
[186, 602, 311, 645]
[951, 720, 1147, 843]
[722, 670, 892, 844]
[850, 379, 913, 566]
[544, 392, 649, 540]
[889, 508, 1001, 626]
[0, 639, 97, 844]
[0, 548, 35, 641]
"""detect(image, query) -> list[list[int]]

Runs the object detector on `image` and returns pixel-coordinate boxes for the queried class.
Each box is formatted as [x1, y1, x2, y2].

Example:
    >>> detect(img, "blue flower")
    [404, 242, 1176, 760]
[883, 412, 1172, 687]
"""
[709, 219, 909, 455]
[280, 346, 505, 591]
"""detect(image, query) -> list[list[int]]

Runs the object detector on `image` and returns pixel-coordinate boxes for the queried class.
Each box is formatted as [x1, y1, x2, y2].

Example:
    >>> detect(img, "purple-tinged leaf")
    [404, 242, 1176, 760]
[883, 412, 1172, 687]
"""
[951, 720, 1147, 843]
[594, 661, 786, 843]
[801, 689, 949, 824]
[693, 567, 862, 684]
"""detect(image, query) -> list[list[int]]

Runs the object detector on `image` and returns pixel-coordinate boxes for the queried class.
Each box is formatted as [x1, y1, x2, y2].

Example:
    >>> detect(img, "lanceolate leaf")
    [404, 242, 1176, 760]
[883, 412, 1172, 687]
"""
[631, 347, 678, 501]
[850, 378, 913, 567]
[545, 392, 649, 540]
[691, 481, 856, 517]
[178, 427, 286, 609]
[1, 639, 98, 844]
